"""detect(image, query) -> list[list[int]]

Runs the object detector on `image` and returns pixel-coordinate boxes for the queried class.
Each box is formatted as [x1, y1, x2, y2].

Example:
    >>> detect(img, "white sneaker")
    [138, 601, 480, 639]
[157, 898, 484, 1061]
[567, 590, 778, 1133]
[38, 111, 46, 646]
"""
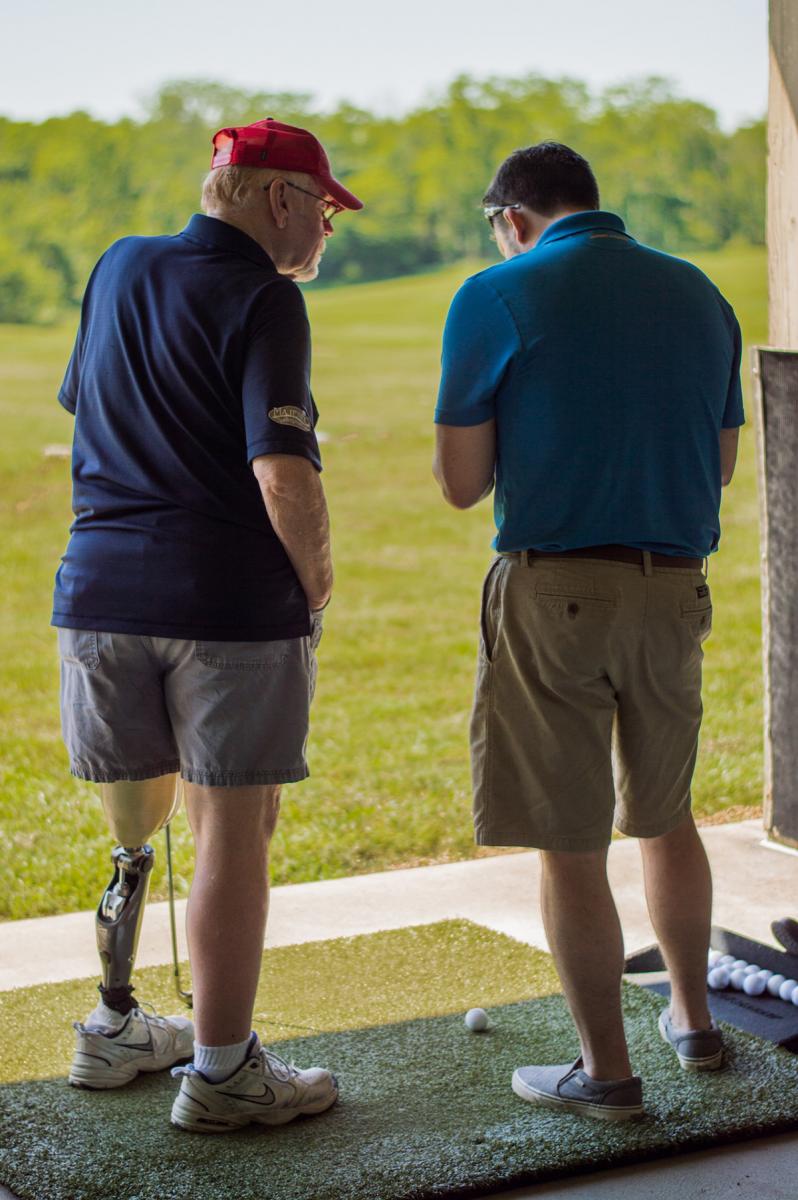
[170, 1035, 338, 1133]
[69, 1006, 194, 1090]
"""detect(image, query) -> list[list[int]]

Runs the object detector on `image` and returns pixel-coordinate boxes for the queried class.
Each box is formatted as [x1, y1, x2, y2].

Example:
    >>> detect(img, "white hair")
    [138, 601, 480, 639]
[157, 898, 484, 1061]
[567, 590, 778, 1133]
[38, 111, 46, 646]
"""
[201, 165, 315, 213]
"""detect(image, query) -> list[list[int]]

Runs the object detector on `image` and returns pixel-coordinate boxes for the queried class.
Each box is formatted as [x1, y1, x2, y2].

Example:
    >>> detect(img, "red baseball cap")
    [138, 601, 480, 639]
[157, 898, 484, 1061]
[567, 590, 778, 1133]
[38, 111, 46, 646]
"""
[210, 118, 363, 211]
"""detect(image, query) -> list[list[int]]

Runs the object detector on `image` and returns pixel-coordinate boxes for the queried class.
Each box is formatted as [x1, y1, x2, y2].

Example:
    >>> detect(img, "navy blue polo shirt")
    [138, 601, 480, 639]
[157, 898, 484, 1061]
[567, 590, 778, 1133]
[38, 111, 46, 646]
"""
[435, 211, 744, 558]
[52, 214, 321, 641]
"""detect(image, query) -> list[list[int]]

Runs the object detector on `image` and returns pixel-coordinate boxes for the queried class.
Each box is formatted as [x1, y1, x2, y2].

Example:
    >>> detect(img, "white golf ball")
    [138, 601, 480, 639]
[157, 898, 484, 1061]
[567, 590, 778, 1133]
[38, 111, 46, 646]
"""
[465, 1007, 488, 1032]
[730, 969, 748, 990]
[743, 973, 767, 996]
[778, 979, 798, 1002]
[743, 964, 761, 975]
[730, 960, 749, 972]
[792, 989, 798, 1008]
[718, 955, 736, 967]
[707, 967, 730, 989]
[757, 969, 774, 982]
[768, 974, 786, 996]
[708, 950, 722, 967]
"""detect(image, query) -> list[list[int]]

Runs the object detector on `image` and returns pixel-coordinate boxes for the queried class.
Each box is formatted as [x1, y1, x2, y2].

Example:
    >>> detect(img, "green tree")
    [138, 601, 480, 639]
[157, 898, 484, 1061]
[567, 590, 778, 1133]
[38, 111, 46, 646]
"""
[0, 75, 766, 322]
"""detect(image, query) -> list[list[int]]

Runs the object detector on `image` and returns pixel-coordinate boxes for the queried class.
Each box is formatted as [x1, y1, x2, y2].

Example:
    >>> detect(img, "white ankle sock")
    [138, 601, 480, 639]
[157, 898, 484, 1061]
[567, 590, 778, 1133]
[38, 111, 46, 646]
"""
[85, 1001, 128, 1031]
[194, 1036, 252, 1082]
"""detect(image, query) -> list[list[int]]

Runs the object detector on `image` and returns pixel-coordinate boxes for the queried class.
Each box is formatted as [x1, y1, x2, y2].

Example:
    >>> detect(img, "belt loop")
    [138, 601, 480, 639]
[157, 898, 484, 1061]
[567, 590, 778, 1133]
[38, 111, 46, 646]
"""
[522, 549, 530, 568]
[703, 556, 709, 579]
[642, 550, 653, 577]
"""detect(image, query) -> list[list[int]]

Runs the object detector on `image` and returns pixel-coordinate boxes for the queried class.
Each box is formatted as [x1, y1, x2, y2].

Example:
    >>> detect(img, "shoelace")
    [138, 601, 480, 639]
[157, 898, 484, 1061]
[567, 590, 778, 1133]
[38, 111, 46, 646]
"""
[130, 1002, 185, 1033]
[260, 1047, 299, 1082]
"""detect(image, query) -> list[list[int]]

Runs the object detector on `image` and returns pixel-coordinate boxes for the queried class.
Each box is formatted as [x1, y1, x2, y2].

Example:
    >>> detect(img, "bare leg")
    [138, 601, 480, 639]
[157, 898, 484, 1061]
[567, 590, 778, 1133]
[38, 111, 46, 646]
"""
[639, 813, 712, 1031]
[540, 848, 632, 1080]
[184, 783, 281, 1046]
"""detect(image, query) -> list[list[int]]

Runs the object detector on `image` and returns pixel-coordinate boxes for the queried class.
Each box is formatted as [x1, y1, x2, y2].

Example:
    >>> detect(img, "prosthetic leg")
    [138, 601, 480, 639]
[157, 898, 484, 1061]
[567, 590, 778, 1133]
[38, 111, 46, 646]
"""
[95, 775, 181, 1015]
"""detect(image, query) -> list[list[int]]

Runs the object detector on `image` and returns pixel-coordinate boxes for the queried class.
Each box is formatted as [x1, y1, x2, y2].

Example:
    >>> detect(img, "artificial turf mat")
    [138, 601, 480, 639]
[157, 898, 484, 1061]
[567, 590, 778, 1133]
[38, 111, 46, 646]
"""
[2, 920, 798, 1200]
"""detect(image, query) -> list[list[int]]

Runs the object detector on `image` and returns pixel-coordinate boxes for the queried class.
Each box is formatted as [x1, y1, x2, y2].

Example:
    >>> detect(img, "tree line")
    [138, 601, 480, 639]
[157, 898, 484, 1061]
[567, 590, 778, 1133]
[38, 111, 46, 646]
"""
[0, 75, 764, 323]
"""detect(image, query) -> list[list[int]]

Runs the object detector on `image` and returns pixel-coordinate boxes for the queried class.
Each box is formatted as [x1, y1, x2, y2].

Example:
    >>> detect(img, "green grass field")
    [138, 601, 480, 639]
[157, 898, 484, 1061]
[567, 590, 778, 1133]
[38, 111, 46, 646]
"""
[0, 245, 767, 920]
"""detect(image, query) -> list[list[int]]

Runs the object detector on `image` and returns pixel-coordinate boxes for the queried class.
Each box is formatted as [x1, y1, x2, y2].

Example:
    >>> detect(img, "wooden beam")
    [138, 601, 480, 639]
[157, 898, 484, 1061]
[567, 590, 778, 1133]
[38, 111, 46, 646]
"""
[754, 347, 798, 849]
[769, 0, 798, 348]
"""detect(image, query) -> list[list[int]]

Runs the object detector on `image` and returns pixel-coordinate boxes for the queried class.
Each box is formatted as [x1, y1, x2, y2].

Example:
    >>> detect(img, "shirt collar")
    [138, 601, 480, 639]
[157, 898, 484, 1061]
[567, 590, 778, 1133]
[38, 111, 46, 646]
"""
[180, 213, 278, 271]
[535, 210, 631, 249]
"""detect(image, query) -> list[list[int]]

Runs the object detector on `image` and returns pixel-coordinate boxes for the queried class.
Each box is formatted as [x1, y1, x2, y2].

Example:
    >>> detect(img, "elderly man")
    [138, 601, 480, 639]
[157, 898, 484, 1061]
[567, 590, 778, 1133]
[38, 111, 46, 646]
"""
[434, 142, 741, 1120]
[53, 118, 362, 1132]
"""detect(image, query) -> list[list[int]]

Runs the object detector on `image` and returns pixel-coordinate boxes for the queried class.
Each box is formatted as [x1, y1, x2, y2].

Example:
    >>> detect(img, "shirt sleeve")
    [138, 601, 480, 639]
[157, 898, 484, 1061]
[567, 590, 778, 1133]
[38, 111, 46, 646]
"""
[58, 337, 80, 414]
[242, 280, 322, 469]
[434, 275, 520, 426]
[720, 299, 745, 429]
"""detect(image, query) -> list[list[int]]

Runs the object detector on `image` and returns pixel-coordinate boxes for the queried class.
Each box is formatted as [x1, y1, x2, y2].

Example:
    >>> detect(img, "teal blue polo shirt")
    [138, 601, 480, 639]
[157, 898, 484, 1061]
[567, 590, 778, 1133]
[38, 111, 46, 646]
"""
[435, 211, 744, 558]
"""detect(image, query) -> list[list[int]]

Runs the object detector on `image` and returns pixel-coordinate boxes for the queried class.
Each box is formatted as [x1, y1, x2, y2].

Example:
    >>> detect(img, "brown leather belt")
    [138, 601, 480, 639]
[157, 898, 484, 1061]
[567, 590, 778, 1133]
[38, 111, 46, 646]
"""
[518, 545, 703, 570]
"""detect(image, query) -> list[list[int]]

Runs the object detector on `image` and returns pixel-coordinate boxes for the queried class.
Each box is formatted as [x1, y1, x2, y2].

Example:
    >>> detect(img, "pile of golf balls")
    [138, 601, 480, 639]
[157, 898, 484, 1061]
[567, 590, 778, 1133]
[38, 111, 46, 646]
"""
[707, 949, 798, 1003]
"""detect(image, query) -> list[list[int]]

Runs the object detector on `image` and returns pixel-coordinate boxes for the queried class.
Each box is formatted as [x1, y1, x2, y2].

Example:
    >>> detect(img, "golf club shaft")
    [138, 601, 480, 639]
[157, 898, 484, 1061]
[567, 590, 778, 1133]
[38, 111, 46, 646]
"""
[165, 822, 193, 1008]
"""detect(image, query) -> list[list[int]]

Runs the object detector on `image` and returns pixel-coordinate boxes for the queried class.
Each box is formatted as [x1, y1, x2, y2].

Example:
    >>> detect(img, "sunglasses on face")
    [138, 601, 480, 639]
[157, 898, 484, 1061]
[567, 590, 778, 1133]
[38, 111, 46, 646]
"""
[483, 202, 522, 225]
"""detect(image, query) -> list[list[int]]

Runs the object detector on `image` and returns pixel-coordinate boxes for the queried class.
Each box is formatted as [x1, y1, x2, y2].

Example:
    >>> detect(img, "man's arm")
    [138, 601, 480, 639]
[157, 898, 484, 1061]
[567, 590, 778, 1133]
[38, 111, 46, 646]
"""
[720, 427, 739, 487]
[433, 420, 496, 509]
[252, 454, 332, 611]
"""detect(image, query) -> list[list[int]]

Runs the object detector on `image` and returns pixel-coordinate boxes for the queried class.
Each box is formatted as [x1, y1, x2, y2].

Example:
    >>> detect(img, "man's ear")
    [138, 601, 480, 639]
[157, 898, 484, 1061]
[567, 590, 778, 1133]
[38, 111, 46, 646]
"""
[504, 206, 532, 246]
[267, 178, 289, 230]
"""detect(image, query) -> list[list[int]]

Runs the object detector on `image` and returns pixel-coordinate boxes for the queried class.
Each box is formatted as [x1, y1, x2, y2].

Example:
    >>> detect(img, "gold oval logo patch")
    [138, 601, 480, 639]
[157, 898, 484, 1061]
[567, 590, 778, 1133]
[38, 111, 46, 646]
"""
[268, 405, 312, 432]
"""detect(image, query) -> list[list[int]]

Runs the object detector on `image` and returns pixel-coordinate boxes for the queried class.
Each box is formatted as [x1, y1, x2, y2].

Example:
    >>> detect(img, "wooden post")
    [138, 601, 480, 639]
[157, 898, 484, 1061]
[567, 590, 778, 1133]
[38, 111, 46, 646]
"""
[754, 4, 798, 845]
[768, 0, 798, 347]
[754, 349, 798, 848]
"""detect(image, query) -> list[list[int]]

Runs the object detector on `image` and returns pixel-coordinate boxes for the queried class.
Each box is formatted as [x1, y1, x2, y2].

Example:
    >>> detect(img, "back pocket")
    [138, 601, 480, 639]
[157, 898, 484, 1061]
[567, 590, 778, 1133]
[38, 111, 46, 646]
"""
[195, 642, 290, 670]
[534, 575, 619, 620]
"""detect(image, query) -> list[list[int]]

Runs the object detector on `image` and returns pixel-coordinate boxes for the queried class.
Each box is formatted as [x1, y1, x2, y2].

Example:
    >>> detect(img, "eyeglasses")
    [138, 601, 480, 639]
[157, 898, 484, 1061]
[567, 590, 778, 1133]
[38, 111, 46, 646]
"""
[284, 181, 345, 221]
[483, 202, 522, 225]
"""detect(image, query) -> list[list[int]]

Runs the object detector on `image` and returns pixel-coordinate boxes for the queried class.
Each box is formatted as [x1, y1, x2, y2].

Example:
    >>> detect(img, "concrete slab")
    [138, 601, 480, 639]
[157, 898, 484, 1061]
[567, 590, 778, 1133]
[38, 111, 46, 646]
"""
[1, 820, 795, 991]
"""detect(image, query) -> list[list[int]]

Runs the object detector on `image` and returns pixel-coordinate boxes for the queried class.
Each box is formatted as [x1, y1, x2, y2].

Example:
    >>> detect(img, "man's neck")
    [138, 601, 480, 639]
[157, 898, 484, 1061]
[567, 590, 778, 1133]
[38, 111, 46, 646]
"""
[525, 207, 589, 250]
[204, 208, 283, 267]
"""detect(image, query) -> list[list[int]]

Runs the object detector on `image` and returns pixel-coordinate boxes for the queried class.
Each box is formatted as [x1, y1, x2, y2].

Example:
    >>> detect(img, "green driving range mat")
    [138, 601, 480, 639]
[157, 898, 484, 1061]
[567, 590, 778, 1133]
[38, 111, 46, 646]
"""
[2, 919, 798, 1200]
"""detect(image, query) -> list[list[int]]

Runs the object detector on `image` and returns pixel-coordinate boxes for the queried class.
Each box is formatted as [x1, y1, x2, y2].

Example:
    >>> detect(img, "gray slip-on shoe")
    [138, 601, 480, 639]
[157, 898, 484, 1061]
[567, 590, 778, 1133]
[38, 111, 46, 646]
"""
[511, 1057, 643, 1122]
[658, 1007, 724, 1071]
[772, 917, 798, 957]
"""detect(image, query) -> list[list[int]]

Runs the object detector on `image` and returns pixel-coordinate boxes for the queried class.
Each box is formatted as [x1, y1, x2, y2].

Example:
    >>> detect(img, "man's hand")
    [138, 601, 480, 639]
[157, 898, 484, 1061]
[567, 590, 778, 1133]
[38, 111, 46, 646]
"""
[433, 420, 496, 508]
[252, 454, 332, 611]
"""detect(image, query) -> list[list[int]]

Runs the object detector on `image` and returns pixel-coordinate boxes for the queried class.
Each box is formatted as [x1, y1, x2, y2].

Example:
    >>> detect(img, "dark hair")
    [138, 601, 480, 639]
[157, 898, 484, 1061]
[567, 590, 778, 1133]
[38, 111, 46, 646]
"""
[483, 142, 599, 216]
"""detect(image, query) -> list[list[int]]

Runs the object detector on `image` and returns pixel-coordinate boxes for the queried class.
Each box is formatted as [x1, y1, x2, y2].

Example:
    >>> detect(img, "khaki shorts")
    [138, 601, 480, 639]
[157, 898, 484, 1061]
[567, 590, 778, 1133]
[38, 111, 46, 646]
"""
[470, 555, 712, 852]
[57, 616, 323, 786]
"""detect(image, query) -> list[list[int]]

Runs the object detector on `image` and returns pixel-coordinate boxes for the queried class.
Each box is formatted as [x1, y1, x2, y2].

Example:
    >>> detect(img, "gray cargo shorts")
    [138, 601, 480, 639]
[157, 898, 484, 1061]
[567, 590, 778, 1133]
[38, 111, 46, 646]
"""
[57, 616, 323, 786]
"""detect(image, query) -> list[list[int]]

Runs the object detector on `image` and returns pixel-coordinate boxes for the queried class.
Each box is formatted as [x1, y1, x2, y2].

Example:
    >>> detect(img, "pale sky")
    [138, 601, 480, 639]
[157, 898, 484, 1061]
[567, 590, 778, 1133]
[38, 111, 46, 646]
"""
[4, 0, 767, 130]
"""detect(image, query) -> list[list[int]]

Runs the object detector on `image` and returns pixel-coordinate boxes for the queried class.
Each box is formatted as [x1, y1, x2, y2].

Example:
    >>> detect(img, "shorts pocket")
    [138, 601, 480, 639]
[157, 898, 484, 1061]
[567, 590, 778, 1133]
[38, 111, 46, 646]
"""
[309, 610, 324, 652]
[480, 558, 507, 663]
[195, 641, 291, 670]
[58, 628, 100, 670]
[680, 603, 712, 642]
[533, 577, 619, 619]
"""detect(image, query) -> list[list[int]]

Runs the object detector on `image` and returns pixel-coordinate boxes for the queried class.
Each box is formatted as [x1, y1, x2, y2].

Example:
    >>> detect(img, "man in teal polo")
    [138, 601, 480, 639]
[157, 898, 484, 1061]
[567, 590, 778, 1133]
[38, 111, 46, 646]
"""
[433, 142, 742, 1120]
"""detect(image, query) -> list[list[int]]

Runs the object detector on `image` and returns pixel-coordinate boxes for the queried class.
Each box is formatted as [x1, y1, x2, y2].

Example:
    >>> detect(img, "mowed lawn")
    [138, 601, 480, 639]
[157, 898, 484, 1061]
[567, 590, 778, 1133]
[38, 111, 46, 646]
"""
[0, 245, 766, 920]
